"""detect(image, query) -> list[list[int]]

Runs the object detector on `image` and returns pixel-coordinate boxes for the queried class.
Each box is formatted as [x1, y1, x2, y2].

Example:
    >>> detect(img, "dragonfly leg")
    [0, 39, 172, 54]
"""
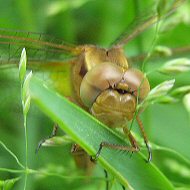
[35, 124, 58, 154]
[91, 127, 139, 162]
[136, 115, 152, 162]
[104, 169, 109, 190]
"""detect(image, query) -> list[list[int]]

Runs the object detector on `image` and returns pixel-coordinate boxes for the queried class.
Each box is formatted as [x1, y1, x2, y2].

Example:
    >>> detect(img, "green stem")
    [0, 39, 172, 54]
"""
[21, 85, 28, 190]
[24, 116, 28, 168]
[141, 18, 161, 72]
[0, 141, 24, 169]
[23, 111, 28, 190]
[0, 168, 25, 173]
[0, 167, 106, 181]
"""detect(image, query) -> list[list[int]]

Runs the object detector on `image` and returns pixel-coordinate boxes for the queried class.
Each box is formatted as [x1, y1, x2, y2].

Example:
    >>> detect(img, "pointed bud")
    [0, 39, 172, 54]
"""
[159, 58, 190, 74]
[19, 48, 27, 84]
[139, 79, 175, 109]
[22, 71, 33, 104]
[171, 86, 190, 98]
[153, 46, 172, 57]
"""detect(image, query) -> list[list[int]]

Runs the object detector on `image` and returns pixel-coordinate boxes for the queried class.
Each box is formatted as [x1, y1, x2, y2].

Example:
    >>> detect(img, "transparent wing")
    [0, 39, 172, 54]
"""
[0, 28, 83, 66]
[111, 0, 185, 47]
[0, 28, 83, 98]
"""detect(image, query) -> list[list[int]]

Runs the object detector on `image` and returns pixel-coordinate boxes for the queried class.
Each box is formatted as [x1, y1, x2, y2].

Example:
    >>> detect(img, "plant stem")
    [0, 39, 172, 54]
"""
[0, 140, 24, 169]
[23, 114, 28, 190]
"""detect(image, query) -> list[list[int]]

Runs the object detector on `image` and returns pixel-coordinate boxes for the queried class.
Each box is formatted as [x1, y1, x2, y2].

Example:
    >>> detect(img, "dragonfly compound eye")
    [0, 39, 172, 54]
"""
[122, 69, 150, 100]
[80, 62, 124, 108]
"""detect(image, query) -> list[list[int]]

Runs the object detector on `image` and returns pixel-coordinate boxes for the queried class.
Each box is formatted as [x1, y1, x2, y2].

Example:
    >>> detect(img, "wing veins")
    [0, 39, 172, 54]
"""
[0, 34, 82, 54]
[112, 0, 185, 47]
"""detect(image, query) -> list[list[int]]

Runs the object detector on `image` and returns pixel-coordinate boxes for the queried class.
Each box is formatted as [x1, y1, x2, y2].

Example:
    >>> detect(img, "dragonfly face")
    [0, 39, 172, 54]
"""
[72, 45, 150, 127]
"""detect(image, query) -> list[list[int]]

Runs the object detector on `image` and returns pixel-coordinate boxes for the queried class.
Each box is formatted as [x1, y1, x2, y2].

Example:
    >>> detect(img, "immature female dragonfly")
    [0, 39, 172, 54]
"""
[0, 0, 185, 168]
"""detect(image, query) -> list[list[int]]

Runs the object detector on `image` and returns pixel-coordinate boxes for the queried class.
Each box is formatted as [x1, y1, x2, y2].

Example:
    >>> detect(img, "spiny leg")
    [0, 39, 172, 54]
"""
[136, 115, 152, 162]
[91, 127, 139, 161]
[36, 124, 58, 154]
[123, 127, 140, 159]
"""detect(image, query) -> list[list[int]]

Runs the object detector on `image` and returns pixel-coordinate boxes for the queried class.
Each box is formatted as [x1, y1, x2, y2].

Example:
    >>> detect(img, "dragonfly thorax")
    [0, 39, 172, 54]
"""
[84, 46, 128, 71]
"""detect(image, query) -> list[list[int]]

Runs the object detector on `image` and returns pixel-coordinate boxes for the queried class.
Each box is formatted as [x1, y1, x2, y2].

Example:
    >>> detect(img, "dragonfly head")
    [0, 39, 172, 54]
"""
[79, 62, 150, 127]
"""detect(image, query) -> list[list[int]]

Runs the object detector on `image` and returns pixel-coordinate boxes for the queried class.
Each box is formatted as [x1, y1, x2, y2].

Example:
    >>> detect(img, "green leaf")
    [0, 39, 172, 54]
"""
[29, 77, 175, 190]
[183, 93, 190, 114]
[152, 146, 190, 187]
[0, 177, 20, 190]
[46, 0, 91, 16]
[171, 86, 190, 99]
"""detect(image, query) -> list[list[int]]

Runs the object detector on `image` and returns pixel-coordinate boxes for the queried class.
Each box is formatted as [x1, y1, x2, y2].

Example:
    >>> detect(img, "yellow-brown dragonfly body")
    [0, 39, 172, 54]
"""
[70, 45, 150, 171]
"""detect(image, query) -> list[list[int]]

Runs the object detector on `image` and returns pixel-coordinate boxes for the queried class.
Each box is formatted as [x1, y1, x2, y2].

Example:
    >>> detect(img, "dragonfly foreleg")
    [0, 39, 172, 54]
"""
[90, 129, 139, 162]
[35, 124, 58, 154]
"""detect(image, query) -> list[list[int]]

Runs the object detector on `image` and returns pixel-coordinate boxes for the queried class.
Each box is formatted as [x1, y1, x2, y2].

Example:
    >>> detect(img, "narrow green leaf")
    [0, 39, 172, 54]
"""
[29, 77, 175, 190]
[152, 147, 190, 187]
[46, 0, 91, 16]
[176, 187, 190, 190]
[0, 177, 20, 190]
[183, 93, 190, 114]
[154, 95, 178, 104]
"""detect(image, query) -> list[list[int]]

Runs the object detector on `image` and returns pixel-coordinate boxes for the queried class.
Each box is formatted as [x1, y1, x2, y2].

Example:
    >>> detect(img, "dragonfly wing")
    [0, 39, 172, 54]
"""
[0, 28, 83, 65]
[0, 29, 84, 98]
[111, 0, 185, 47]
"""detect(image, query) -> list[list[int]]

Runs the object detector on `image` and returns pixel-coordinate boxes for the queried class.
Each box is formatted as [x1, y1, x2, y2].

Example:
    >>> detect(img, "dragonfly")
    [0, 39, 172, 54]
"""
[0, 0, 186, 173]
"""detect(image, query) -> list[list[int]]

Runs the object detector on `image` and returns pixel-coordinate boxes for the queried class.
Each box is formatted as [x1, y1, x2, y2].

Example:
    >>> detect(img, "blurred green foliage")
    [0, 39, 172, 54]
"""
[0, 0, 190, 190]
